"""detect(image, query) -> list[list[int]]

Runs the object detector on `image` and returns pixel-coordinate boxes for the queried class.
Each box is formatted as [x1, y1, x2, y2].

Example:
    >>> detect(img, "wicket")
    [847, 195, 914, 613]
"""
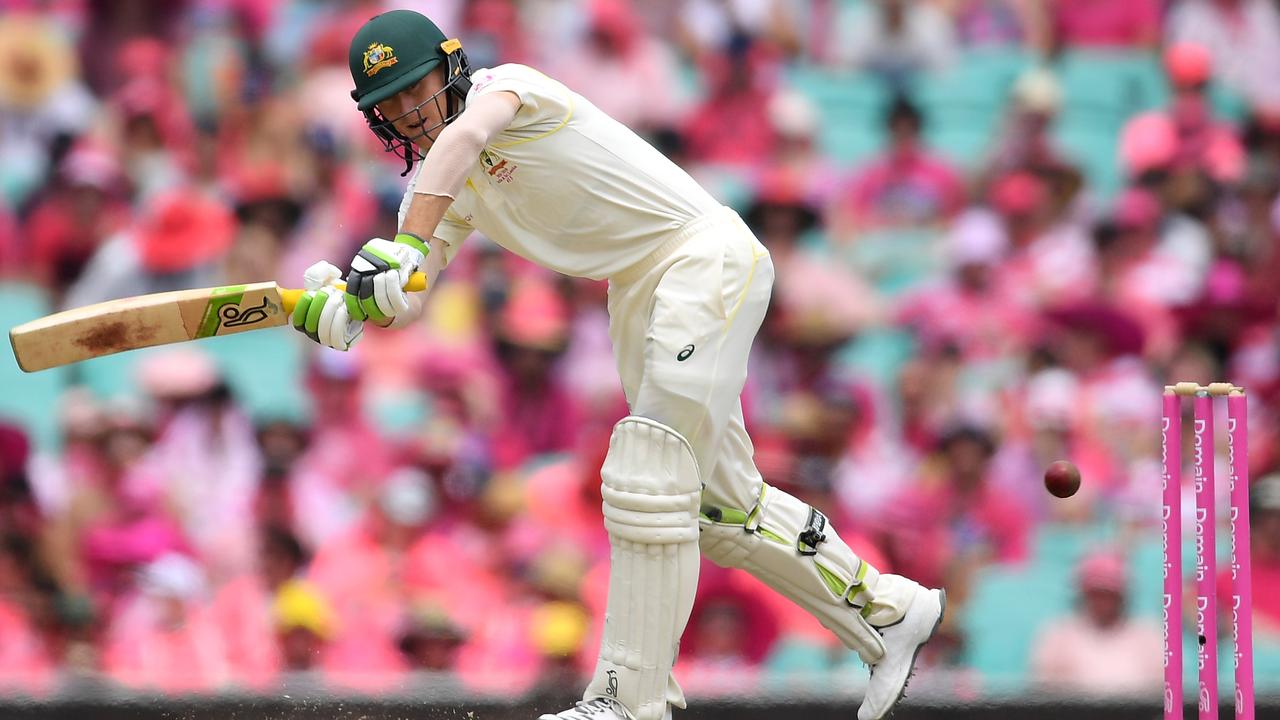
[1161, 382, 1253, 720]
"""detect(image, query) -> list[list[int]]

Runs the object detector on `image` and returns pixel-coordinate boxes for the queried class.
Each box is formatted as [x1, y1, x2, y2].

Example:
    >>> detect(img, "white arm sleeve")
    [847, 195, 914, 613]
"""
[413, 91, 521, 199]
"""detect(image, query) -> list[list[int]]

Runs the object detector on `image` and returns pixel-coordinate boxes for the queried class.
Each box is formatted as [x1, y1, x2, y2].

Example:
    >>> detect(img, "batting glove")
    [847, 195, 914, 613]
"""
[345, 233, 428, 323]
[292, 261, 366, 351]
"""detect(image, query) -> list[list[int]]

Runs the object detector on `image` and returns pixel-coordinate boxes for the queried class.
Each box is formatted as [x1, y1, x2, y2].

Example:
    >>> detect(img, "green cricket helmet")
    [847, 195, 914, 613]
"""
[349, 9, 472, 175]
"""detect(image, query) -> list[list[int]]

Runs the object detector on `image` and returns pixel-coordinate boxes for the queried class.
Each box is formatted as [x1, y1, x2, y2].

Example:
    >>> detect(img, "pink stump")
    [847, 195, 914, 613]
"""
[1193, 392, 1217, 719]
[1163, 390, 1184, 720]
[1227, 393, 1253, 720]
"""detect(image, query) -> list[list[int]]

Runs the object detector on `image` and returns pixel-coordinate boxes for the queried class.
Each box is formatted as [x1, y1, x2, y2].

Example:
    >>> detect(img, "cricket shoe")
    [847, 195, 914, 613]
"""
[537, 698, 672, 720]
[857, 586, 946, 720]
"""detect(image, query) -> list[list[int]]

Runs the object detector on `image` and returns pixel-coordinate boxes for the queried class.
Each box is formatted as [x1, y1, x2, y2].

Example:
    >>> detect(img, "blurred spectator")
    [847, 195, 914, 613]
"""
[1030, 550, 1163, 694]
[549, 0, 684, 132]
[136, 350, 261, 581]
[683, 42, 779, 167]
[986, 171, 1098, 307]
[896, 210, 1037, 363]
[461, 0, 529, 67]
[835, 95, 965, 231]
[1051, 0, 1161, 50]
[676, 578, 778, 692]
[1220, 473, 1280, 634]
[765, 92, 842, 206]
[0, 534, 57, 693]
[398, 603, 467, 671]
[982, 68, 1083, 198]
[944, 0, 1050, 51]
[1118, 44, 1246, 193]
[273, 579, 335, 672]
[307, 469, 435, 688]
[105, 553, 230, 692]
[878, 425, 1030, 599]
[0, 13, 96, 208]
[1167, 0, 1280, 109]
[675, 0, 802, 61]
[20, 142, 130, 298]
[211, 526, 313, 688]
[491, 278, 580, 469]
[289, 351, 397, 548]
[839, 0, 957, 85]
[62, 190, 234, 309]
[42, 402, 187, 612]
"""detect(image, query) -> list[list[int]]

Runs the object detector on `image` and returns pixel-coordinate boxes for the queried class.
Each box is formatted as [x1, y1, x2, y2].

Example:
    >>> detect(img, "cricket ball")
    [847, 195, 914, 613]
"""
[1044, 460, 1081, 498]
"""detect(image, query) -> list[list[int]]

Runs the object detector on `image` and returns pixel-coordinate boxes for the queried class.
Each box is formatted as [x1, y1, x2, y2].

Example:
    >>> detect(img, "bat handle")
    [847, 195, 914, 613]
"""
[278, 271, 428, 314]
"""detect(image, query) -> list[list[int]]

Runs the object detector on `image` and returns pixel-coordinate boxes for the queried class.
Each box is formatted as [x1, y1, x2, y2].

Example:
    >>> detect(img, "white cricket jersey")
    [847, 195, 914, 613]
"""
[397, 63, 722, 280]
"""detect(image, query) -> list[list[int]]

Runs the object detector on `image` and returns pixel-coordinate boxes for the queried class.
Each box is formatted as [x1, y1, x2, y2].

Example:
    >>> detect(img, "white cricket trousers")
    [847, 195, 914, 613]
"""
[607, 206, 773, 511]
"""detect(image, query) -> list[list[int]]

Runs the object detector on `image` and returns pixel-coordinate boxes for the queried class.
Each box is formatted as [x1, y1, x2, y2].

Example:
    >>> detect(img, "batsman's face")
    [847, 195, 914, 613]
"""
[377, 68, 449, 151]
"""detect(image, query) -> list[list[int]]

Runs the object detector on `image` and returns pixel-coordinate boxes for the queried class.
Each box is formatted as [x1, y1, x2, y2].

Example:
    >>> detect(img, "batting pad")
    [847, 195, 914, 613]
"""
[585, 416, 701, 720]
[700, 484, 891, 664]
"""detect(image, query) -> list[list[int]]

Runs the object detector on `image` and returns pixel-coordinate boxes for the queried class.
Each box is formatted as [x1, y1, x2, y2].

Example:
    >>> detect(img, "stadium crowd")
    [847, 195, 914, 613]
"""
[1, 0, 1279, 700]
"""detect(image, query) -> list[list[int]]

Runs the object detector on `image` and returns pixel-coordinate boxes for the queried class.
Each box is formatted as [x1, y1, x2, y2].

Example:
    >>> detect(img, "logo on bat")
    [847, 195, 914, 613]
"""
[220, 296, 276, 328]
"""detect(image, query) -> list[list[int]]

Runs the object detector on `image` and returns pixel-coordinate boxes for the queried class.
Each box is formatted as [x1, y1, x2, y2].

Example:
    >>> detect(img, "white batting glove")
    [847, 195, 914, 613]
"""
[291, 261, 365, 351]
[345, 234, 428, 323]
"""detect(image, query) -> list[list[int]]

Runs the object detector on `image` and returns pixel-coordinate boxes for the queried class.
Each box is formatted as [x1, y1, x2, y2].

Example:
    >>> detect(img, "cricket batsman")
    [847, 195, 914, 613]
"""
[290, 10, 944, 720]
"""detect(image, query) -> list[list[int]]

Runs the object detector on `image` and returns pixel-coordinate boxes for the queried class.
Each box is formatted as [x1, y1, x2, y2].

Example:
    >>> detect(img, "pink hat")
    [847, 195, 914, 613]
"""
[990, 172, 1046, 216]
[134, 191, 235, 273]
[1113, 188, 1162, 229]
[137, 348, 220, 398]
[1077, 550, 1127, 593]
[1120, 113, 1177, 177]
[498, 278, 569, 350]
[1164, 42, 1212, 88]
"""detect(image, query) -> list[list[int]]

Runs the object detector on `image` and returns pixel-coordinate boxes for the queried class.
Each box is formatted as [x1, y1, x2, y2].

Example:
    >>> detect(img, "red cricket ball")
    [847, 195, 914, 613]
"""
[1044, 460, 1082, 498]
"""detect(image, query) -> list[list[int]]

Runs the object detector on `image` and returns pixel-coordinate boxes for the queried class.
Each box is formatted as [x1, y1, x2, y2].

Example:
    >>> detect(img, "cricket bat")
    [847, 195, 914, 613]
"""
[8, 273, 427, 372]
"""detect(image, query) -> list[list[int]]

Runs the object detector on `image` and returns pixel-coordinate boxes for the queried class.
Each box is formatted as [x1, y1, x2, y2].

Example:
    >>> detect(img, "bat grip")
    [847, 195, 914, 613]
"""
[278, 271, 428, 314]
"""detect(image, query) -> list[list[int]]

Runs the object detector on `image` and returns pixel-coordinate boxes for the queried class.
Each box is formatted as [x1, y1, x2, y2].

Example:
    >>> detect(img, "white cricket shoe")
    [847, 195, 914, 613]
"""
[857, 586, 946, 720]
[538, 698, 649, 720]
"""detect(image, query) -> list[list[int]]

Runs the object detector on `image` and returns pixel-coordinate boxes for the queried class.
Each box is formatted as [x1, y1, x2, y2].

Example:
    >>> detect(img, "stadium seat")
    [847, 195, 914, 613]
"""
[786, 66, 890, 164]
[0, 283, 67, 449]
[1054, 51, 1168, 127]
[75, 330, 306, 422]
[838, 228, 944, 298]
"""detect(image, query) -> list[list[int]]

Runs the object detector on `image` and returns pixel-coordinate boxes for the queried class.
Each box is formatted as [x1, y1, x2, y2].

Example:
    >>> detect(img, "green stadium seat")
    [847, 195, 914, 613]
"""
[786, 66, 890, 164]
[838, 228, 944, 298]
[1052, 123, 1123, 200]
[1055, 51, 1168, 126]
[0, 283, 67, 449]
[74, 329, 307, 422]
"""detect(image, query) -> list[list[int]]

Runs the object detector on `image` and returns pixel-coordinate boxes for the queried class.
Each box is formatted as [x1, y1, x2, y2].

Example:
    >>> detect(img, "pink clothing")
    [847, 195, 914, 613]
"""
[1031, 614, 1164, 693]
[997, 222, 1099, 308]
[494, 377, 581, 469]
[883, 480, 1031, 590]
[895, 282, 1039, 362]
[210, 575, 282, 689]
[552, 39, 684, 131]
[306, 527, 408, 687]
[1219, 557, 1280, 631]
[0, 599, 53, 693]
[684, 88, 779, 167]
[1053, 0, 1161, 48]
[105, 596, 232, 692]
[844, 150, 965, 228]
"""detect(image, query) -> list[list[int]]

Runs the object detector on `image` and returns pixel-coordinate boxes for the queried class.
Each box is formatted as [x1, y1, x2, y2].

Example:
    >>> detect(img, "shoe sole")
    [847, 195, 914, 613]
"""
[878, 588, 947, 720]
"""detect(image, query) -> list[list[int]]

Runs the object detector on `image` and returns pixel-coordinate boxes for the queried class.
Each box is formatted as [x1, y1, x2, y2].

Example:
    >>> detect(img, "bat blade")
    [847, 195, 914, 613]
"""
[9, 282, 290, 372]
